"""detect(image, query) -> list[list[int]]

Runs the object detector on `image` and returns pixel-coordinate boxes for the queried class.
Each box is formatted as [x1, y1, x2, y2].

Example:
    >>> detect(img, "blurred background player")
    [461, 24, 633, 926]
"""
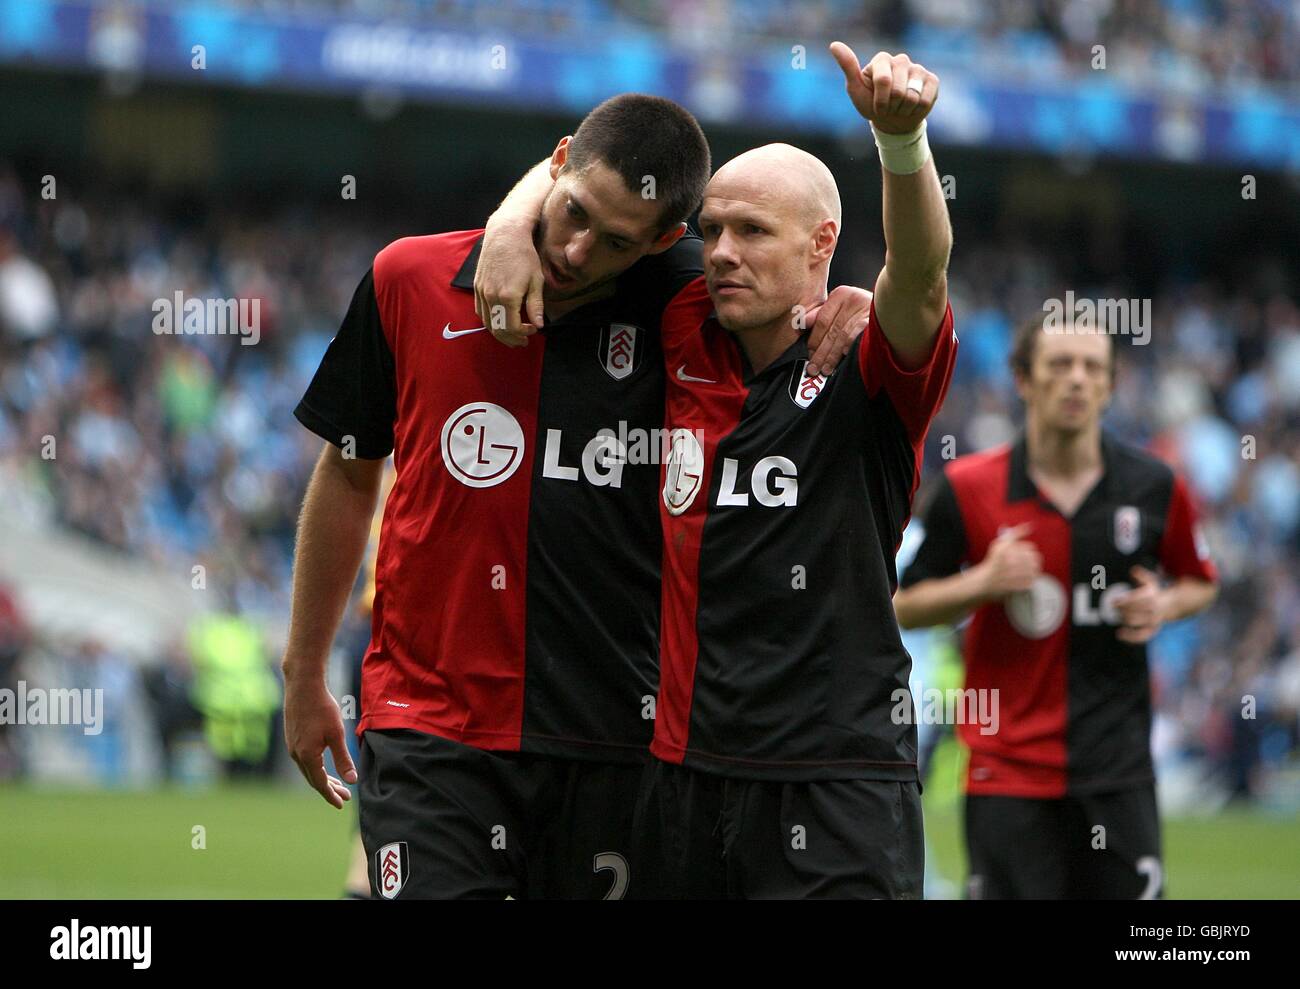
[894, 311, 1219, 898]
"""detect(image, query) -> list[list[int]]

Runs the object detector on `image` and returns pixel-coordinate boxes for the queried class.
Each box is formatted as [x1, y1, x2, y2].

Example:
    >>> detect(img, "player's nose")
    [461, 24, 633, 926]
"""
[565, 230, 593, 269]
[711, 229, 741, 267]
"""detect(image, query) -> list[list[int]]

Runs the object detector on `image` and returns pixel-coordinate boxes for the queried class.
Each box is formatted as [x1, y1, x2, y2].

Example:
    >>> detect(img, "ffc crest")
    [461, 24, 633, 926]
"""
[789, 360, 827, 409]
[600, 323, 642, 380]
[1114, 506, 1141, 554]
[376, 841, 409, 899]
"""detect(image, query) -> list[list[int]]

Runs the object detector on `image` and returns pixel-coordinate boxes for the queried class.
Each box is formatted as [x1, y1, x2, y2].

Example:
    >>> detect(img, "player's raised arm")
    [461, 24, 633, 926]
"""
[829, 43, 951, 369]
[476, 153, 560, 346]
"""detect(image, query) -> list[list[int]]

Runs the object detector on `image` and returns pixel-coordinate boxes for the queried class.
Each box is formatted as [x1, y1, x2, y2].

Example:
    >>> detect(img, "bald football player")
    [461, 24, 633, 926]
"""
[634, 45, 956, 898]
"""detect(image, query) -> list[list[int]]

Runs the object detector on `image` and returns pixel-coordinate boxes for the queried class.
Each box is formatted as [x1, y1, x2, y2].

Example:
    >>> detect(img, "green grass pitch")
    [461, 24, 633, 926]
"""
[1, 774, 1295, 898]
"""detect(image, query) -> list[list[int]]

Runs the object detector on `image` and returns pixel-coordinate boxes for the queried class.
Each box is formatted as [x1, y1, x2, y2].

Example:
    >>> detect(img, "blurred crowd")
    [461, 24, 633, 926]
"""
[0, 156, 1296, 804]
[144, 0, 1300, 91]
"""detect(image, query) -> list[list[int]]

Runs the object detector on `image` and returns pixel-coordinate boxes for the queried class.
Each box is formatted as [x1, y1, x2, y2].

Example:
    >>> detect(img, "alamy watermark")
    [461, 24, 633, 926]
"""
[1043, 290, 1150, 346]
[50, 919, 150, 969]
[891, 683, 999, 735]
[0, 680, 103, 735]
[152, 292, 261, 346]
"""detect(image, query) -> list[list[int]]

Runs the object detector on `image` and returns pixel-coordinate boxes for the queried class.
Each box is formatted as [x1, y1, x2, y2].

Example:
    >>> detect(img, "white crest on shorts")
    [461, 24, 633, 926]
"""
[376, 841, 409, 899]
[1114, 506, 1141, 555]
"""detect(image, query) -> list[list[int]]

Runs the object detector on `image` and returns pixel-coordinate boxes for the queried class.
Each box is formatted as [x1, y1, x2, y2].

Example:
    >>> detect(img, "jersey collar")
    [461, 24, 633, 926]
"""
[1007, 429, 1119, 507]
[709, 313, 809, 385]
[450, 234, 483, 290]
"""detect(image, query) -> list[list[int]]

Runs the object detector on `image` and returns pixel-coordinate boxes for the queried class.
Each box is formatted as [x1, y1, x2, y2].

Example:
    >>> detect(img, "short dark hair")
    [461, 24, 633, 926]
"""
[1009, 309, 1117, 382]
[565, 93, 711, 234]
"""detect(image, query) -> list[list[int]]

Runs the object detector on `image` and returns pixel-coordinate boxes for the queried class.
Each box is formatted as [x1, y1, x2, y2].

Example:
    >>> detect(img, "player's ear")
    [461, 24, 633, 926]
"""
[647, 221, 687, 255]
[1013, 369, 1034, 405]
[810, 219, 837, 264]
[549, 136, 573, 180]
[1013, 366, 1033, 404]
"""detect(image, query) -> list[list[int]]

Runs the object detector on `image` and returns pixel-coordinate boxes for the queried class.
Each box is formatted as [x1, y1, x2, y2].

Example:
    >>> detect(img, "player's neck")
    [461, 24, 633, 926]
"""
[544, 281, 617, 321]
[731, 321, 798, 375]
[1025, 418, 1103, 479]
[729, 289, 824, 374]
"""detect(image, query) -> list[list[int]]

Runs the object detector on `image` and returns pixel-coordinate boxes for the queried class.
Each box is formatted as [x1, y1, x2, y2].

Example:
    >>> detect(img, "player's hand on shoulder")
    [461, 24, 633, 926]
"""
[805, 285, 872, 377]
[829, 43, 939, 134]
[475, 216, 545, 348]
[283, 671, 356, 808]
[977, 523, 1042, 601]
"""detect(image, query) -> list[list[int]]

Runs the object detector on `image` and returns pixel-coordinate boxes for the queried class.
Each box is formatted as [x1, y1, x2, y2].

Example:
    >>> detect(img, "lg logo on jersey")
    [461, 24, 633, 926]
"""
[663, 429, 798, 515]
[1073, 581, 1135, 626]
[441, 402, 525, 488]
[440, 403, 629, 490]
[441, 403, 686, 490]
[542, 429, 625, 488]
[1004, 575, 1137, 637]
[718, 456, 798, 508]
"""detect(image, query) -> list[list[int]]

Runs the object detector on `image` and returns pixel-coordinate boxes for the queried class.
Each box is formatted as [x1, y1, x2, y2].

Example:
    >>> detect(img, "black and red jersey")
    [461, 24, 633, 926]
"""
[295, 229, 701, 764]
[652, 279, 957, 781]
[899, 435, 1218, 798]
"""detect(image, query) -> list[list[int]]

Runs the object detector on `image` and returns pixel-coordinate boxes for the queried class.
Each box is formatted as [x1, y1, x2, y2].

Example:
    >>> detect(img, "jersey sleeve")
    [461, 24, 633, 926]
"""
[857, 297, 957, 444]
[1159, 473, 1218, 583]
[294, 268, 397, 460]
[898, 471, 969, 588]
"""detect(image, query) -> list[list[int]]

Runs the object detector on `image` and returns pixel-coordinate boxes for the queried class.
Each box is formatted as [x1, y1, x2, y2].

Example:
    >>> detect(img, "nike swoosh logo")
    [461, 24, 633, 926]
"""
[676, 364, 716, 384]
[443, 323, 487, 339]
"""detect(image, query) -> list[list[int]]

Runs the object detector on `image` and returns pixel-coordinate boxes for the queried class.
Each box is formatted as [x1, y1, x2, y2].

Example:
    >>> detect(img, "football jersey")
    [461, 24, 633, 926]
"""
[295, 229, 702, 763]
[900, 434, 1218, 797]
[652, 279, 957, 780]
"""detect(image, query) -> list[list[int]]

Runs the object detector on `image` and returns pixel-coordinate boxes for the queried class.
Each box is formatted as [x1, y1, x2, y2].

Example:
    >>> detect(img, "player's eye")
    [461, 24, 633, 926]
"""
[566, 200, 582, 220]
[608, 238, 631, 252]
[744, 224, 765, 235]
[701, 223, 720, 238]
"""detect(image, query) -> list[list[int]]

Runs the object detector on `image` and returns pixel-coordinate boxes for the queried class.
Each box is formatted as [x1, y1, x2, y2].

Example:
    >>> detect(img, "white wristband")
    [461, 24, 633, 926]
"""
[871, 120, 931, 175]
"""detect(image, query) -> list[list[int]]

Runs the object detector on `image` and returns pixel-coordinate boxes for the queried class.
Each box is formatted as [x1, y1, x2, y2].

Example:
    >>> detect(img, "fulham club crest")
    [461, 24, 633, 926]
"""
[376, 841, 409, 899]
[1114, 506, 1141, 555]
[600, 323, 643, 380]
[789, 360, 827, 409]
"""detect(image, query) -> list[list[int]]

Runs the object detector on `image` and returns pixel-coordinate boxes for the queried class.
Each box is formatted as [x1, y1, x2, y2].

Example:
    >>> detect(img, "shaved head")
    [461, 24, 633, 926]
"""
[708, 144, 841, 230]
[699, 143, 842, 335]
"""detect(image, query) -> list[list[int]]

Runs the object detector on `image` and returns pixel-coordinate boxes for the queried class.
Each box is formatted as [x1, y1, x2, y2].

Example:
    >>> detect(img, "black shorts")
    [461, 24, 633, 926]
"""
[964, 786, 1163, 899]
[359, 728, 643, 899]
[632, 758, 924, 899]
